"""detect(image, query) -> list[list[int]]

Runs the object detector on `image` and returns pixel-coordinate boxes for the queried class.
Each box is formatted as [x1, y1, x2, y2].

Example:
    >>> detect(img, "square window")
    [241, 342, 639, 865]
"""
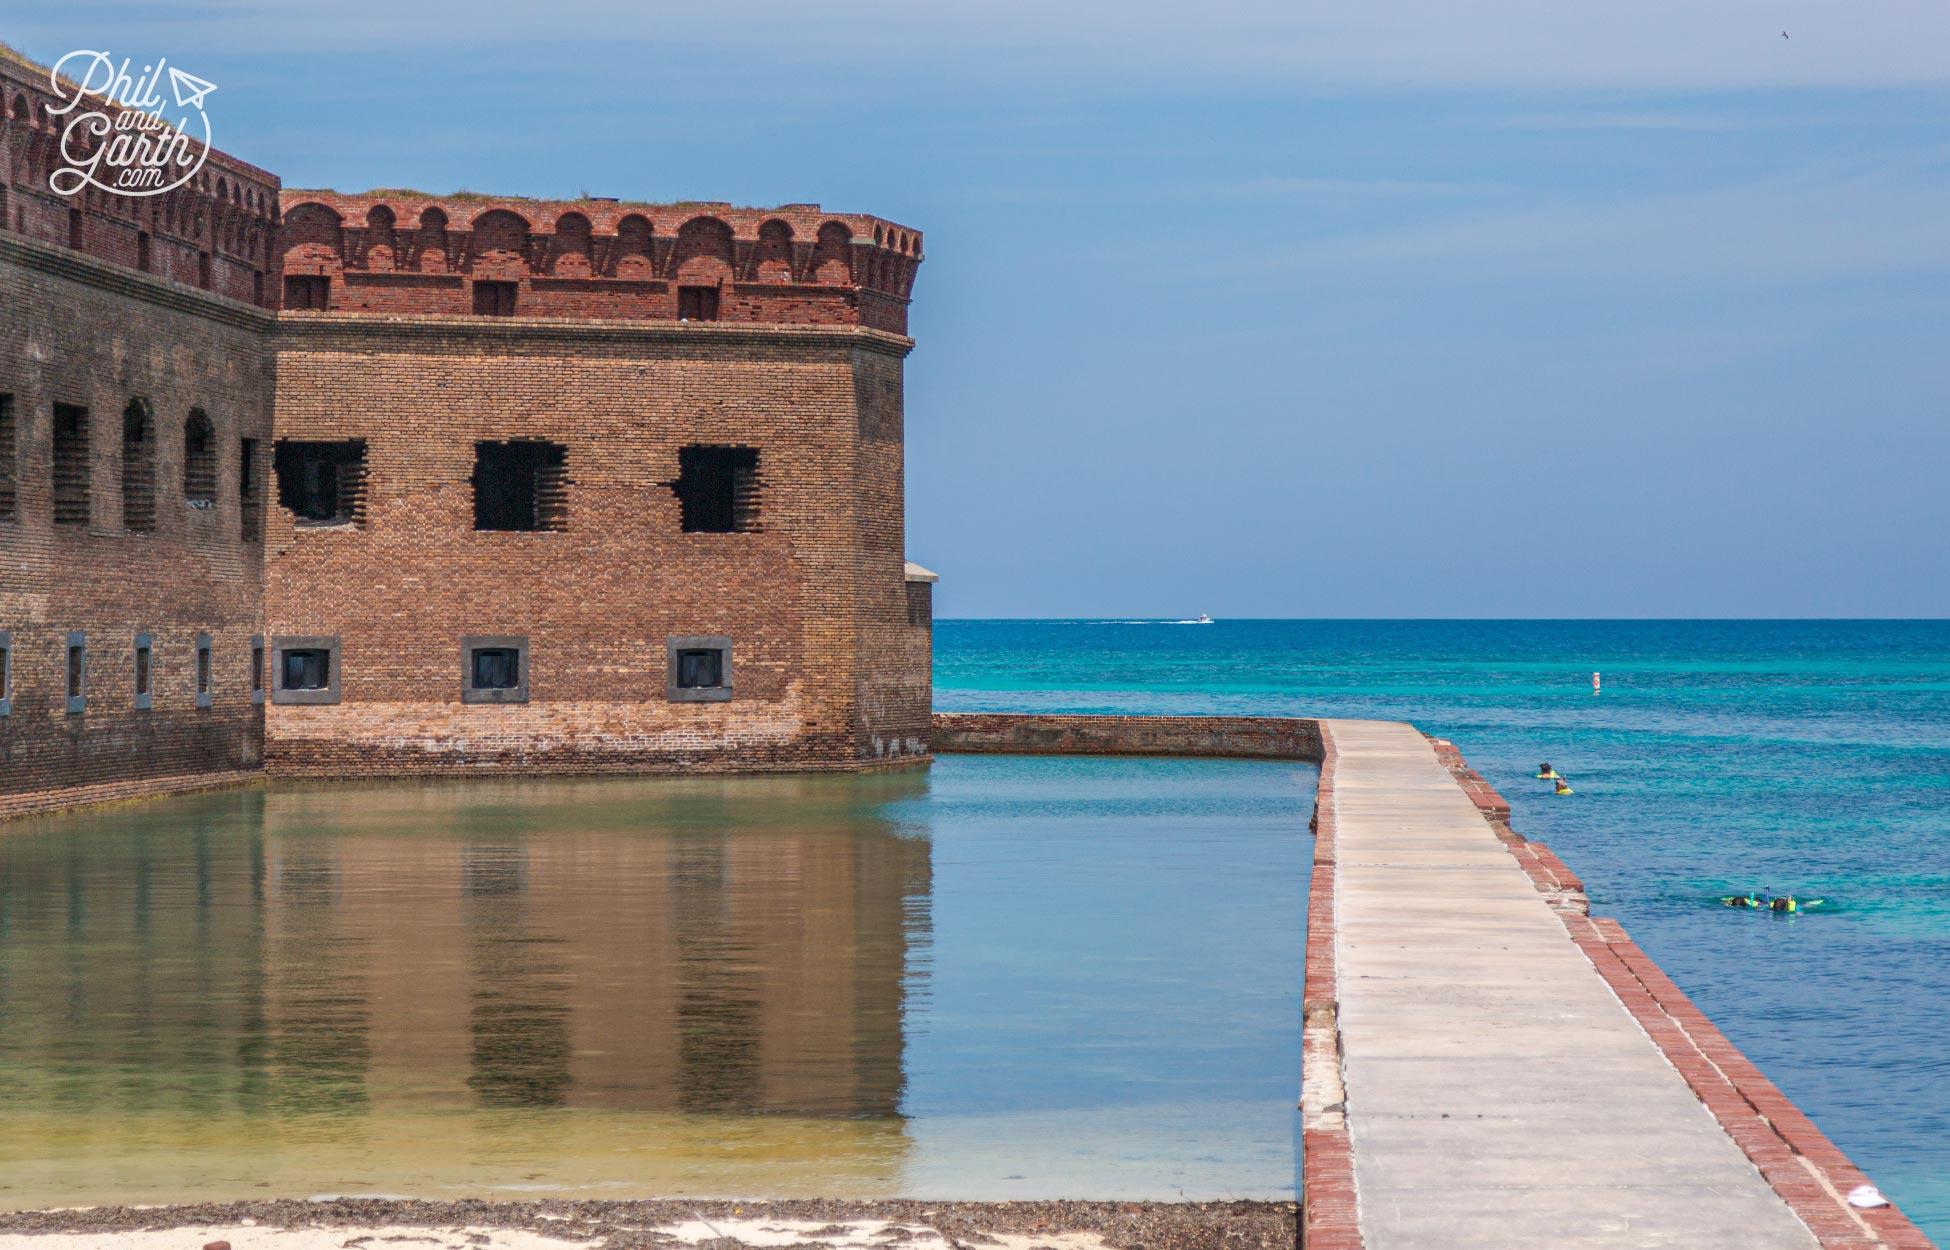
[134, 632, 153, 710]
[677, 285, 721, 321]
[672, 445, 759, 533]
[65, 631, 86, 713]
[0, 629, 11, 717]
[283, 274, 330, 311]
[462, 635, 528, 704]
[274, 440, 367, 526]
[472, 441, 568, 532]
[473, 280, 518, 316]
[283, 650, 327, 689]
[666, 635, 732, 703]
[677, 649, 721, 689]
[474, 650, 518, 689]
[271, 635, 341, 705]
[196, 632, 213, 709]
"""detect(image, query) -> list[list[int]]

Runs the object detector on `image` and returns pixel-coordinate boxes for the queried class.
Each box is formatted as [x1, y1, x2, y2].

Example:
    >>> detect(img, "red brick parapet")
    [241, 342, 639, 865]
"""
[279, 191, 920, 331]
[2, 53, 282, 309]
[930, 713, 1324, 763]
[1436, 739, 1937, 1250]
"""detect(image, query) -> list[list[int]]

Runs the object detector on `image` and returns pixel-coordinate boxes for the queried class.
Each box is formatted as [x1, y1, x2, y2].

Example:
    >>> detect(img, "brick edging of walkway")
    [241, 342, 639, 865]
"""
[1300, 724, 1363, 1250]
[1429, 737, 1937, 1250]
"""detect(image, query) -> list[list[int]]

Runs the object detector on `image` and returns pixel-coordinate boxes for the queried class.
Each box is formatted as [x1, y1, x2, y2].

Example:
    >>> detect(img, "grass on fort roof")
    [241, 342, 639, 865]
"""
[0, 39, 51, 74]
[287, 186, 829, 214]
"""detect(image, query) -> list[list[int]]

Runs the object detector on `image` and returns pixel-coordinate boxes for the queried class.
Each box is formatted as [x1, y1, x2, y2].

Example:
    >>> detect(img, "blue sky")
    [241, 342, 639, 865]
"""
[12, 3, 1950, 617]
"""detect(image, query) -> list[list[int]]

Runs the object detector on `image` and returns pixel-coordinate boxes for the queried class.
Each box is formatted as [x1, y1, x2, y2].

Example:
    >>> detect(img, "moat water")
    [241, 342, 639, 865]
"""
[0, 756, 1310, 1208]
[937, 618, 1950, 1241]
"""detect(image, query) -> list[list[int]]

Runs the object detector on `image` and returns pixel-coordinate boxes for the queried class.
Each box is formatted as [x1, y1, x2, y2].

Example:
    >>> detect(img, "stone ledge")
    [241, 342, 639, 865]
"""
[932, 712, 1323, 763]
[0, 770, 263, 822]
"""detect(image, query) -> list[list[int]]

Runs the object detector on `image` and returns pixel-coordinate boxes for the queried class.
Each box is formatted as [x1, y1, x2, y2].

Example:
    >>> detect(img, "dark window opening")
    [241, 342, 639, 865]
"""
[461, 636, 529, 704]
[251, 643, 264, 694]
[284, 275, 330, 310]
[274, 440, 368, 526]
[52, 403, 90, 526]
[472, 440, 568, 532]
[0, 631, 11, 716]
[282, 648, 330, 691]
[183, 410, 217, 505]
[122, 400, 156, 532]
[197, 251, 211, 289]
[65, 634, 86, 712]
[907, 580, 933, 629]
[1, 394, 19, 522]
[137, 231, 151, 271]
[271, 636, 339, 705]
[239, 437, 261, 541]
[676, 648, 722, 689]
[472, 648, 520, 690]
[135, 639, 152, 698]
[666, 636, 732, 703]
[68, 208, 84, 250]
[672, 445, 759, 534]
[473, 280, 518, 316]
[195, 631, 213, 702]
[677, 285, 721, 321]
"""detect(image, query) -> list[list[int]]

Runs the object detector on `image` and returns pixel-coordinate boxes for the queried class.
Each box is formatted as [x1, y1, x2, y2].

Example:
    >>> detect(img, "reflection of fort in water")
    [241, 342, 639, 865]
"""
[0, 774, 932, 1131]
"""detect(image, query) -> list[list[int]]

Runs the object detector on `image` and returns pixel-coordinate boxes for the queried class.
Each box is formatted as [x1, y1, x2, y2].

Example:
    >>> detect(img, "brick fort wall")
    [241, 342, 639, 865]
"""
[0, 232, 274, 802]
[265, 313, 922, 775]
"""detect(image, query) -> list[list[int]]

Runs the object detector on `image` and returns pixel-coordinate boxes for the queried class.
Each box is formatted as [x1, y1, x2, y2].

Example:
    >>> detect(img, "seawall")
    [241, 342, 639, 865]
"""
[930, 712, 1323, 762]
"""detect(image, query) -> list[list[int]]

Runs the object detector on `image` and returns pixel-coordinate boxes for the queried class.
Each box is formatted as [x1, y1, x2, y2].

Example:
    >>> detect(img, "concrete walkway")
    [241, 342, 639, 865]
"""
[1325, 719, 1819, 1249]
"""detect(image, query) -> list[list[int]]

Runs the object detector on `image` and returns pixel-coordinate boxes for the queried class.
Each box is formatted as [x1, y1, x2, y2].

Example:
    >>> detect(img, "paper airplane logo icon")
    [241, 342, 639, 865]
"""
[167, 66, 216, 110]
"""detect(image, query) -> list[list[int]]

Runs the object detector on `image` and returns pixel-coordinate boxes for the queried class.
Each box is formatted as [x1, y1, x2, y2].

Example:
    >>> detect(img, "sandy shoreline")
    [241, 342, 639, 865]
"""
[0, 1199, 1296, 1250]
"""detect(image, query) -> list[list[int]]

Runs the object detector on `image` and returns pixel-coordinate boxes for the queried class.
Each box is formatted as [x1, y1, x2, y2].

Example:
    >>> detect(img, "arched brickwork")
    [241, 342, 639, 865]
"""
[469, 208, 531, 276]
[551, 210, 592, 277]
[814, 221, 853, 285]
[266, 192, 918, 328]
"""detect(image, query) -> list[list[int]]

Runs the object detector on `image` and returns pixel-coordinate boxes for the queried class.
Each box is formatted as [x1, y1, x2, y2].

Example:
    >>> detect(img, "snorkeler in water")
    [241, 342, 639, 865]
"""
[1720, 890, 1824, 911]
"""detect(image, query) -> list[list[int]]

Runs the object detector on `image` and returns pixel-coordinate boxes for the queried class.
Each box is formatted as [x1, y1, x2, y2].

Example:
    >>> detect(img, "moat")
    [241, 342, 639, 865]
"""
[0, 755, 1311, 1208]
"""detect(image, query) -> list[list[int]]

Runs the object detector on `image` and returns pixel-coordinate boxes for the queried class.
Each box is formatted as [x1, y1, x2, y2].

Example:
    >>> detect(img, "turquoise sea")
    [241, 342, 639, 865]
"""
[936, 618, 1950, 1239]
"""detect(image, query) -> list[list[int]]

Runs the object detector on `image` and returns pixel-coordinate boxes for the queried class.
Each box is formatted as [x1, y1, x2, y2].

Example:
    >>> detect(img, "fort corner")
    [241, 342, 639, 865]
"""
[265, 192, 930, 776]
